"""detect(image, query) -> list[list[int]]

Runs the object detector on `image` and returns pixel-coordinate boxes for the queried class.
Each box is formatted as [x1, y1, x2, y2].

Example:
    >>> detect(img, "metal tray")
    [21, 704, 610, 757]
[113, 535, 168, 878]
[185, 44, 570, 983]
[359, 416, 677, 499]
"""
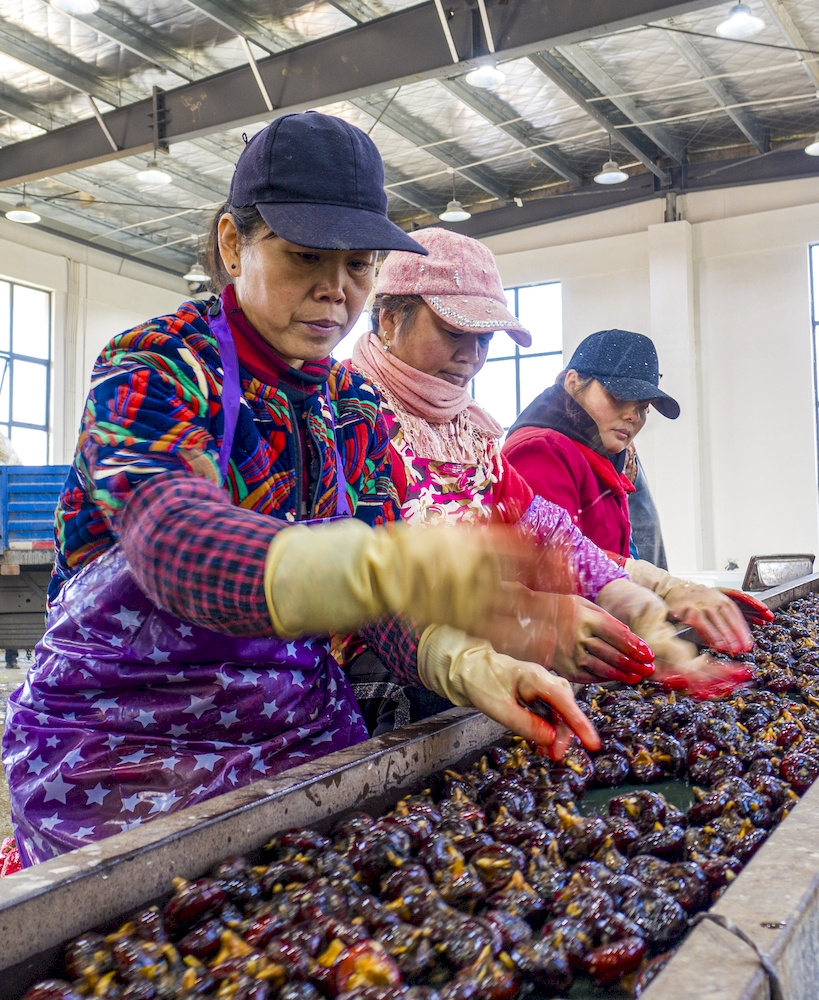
[2, 573, 819, 1000]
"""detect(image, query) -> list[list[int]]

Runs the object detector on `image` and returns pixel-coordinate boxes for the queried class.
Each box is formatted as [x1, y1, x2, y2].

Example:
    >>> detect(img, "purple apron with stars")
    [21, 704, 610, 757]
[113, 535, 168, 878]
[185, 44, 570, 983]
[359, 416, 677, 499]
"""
[2, 305, 367, 867]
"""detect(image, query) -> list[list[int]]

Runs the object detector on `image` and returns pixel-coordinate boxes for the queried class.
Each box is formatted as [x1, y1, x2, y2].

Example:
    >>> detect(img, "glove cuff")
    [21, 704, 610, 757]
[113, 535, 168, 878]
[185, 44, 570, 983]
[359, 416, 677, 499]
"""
[417, 624, 489, 707]
[624, 558, 685, 600]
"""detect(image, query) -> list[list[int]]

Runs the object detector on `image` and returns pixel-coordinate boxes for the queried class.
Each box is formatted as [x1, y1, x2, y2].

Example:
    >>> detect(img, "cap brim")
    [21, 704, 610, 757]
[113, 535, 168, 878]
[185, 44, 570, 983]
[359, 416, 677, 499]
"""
[596, 375, 681, 419]
[424, 293, 533, 348]
[255, 202, 427, 253]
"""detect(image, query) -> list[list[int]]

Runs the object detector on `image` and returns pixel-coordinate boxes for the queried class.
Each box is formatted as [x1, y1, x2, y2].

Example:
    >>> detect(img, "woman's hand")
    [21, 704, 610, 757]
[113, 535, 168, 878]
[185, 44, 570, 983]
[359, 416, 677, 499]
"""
[597, 578, 753, 698]
[477, 584, 655, 685]
[417, 624, 600, 760]
[624, 558, 761, 656]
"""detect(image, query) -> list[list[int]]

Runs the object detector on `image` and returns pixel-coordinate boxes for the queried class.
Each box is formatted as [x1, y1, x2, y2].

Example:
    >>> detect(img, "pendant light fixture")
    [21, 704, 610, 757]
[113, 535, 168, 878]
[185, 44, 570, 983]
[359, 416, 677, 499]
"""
[183, 264, 210, 284]
[805, 133, 819, 157]
[51, 0, 100, 13]
[594, 137, 629, 185]
[136, 154, 173, 187]
[439, 171, 471, 222]
[6, 185, 41, 224]
[716, 4, 765, 39]
[465, 62, 506, 89]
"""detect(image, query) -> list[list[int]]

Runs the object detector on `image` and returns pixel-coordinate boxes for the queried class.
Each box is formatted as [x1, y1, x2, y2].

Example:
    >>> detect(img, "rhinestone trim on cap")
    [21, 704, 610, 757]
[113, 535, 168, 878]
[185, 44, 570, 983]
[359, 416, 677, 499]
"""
[427, 296, 524, 330]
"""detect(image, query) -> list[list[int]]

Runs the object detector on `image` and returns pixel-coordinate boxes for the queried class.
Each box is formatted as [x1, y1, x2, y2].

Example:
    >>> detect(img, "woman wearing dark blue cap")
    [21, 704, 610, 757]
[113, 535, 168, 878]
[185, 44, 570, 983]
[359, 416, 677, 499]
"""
[3, 112, 617, 864]
[504, 329, 772, 667]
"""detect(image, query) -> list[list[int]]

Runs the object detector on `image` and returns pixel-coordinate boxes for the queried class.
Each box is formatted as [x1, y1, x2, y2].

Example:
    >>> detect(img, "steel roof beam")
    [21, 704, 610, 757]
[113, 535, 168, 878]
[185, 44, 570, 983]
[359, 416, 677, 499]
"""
[0, 19, 123, 106]
[447, 145, 819, 239]
[181, 0, 293, 54]
[52, 4, 202, 83]
[528, 51, 670, 183]
[351, 95, 514, 204]
[557, 44, 686, 163]
[0, 0, 720, 187]
[664, 27, 767, 152]
[439, 77, 584, 187]
[760, 0, 819, 90]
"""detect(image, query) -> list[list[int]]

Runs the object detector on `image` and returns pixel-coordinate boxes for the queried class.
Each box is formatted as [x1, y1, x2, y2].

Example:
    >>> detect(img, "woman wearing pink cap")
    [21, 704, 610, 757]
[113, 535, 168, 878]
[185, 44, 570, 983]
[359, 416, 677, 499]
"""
[352, 228, 750, 715]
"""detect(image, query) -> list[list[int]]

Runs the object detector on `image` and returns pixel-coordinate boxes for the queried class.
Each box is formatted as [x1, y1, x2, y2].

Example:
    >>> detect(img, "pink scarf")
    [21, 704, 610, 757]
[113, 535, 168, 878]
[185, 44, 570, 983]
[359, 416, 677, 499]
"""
[352, 332, 503, 462]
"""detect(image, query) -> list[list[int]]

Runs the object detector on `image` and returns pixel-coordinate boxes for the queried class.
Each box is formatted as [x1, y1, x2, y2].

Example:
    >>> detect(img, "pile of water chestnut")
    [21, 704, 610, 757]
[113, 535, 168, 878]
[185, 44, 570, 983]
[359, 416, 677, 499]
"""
[21, 594, 819, 1000]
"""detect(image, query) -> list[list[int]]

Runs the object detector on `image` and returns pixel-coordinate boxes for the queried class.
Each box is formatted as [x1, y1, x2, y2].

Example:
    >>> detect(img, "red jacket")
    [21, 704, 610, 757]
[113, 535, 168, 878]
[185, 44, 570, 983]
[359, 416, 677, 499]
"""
[502, 426, 635, 557]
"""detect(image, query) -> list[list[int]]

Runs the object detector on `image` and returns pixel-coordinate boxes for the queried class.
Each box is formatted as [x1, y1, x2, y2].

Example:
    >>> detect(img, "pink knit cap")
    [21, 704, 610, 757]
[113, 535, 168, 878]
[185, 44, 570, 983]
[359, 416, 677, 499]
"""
[375, 227, 532, 348]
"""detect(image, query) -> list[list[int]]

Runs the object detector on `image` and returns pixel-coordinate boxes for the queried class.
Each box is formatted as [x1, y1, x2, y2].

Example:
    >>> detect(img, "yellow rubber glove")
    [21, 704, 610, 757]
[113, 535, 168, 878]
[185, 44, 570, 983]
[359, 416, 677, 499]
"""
[474, 584, 654, 685]
[596, 577, 700, 670]
[264, 519, 501, 638]
[416, 624, 601, 761]
[624, 558, 753, 655]
[596, 577, 752, 697]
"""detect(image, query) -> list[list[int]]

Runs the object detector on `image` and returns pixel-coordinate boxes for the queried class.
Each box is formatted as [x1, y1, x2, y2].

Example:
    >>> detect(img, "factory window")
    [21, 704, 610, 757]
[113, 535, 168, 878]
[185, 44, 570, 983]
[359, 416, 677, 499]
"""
[471, 282, 563, 431]
[0, 281, 51, 465]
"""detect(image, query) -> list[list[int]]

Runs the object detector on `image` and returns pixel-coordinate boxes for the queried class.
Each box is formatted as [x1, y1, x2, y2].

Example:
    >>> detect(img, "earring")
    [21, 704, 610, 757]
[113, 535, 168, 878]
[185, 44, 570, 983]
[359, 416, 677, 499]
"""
[382, 340, 390, 353]
[231, 264, 237, 270]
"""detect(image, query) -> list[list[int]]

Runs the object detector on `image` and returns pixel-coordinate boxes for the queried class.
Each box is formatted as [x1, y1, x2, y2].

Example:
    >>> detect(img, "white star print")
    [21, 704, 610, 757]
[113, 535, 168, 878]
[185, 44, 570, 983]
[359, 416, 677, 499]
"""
[44, 674, 59, 687]
[106, 734, 126, 749]
[159, 756, 179, 770]
[109, 635, 124, 648]
[310, 730, 337, 745]
[147, 647, 170, 664]
[219, 710, 239, 728]
[112, 606, 143, 630]
[94, 698, 118, 713]
[226, 768, 238, 784]
[192, 784, 207, 796]
[169, 724, 188, 737]
[176, 623, 193, 638]
[252, 759, 266, 773]
[7, 725, 25, 743]
[46, 735, 59, 748]
[286, 642, 299, 658]
[148, 790, 182, 814]
[122, 792, 142, 812]
[63, 747, 83, 768]
[77, 627, 92, 641]
[42, 774, 72, 803]
[64, 713, 76, 721]
[120, 748, 148, 764]
[166, 672, 186, 683]
[185, 694, 215, 718]
[40, 814, 61, 831]
[240, 732, 253, 743]
[35, 713, 48, 725]
[248, 745, 262, 758]
[262, 699, 278, 718]
[135, 709, 156, 728]
[290, 669, 305, 687]
[296, 727, 311, 739]
[119, 819, 142, 831]
[214, 671, 233, 690]
[76, 826, 96, 839]
[27, 756, 48, 775]
[285, 711, 296, 724]
[86, 783, 110, 805]
[193, 752, 222, 771]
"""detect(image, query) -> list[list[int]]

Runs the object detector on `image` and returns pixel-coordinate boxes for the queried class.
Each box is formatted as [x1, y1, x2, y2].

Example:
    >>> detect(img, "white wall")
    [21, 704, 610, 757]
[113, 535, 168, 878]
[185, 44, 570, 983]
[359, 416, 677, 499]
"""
[486, 177, 819, 576]
[0, 217, 187, 464]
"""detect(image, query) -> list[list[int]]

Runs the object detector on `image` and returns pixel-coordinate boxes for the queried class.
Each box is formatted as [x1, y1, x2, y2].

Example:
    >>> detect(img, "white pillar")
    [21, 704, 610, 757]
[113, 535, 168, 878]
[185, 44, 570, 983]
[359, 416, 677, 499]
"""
[647, 220, 707, 572]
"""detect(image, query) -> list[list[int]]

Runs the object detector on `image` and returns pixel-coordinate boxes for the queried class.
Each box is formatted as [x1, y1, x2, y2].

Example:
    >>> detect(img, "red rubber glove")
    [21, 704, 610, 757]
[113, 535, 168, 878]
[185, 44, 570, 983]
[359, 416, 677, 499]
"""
[720, 589, 774, 627]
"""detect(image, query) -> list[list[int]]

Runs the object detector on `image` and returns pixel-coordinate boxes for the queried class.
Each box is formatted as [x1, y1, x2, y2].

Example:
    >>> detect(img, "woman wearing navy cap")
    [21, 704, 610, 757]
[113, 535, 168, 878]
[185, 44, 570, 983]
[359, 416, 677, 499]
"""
[504, 329, 772, 662]
[2, 113, 637, 865]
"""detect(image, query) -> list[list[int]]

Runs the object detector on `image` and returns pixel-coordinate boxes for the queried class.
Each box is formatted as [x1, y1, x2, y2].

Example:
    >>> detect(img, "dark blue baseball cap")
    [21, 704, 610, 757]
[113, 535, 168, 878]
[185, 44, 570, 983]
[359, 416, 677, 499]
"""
[567, 329, 680, 419]
[227, 111, 426, 254]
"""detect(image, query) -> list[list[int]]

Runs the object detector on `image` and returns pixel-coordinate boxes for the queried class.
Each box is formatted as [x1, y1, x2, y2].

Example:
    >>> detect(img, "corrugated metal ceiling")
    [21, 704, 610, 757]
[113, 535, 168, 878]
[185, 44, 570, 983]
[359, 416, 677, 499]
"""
[0, 0, 814, 274]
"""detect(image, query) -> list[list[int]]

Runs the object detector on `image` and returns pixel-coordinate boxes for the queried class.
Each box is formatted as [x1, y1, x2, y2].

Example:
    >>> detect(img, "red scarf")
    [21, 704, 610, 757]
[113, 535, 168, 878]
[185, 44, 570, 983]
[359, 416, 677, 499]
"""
[573, 439, 635, 498]
[221, 283, 330, 392]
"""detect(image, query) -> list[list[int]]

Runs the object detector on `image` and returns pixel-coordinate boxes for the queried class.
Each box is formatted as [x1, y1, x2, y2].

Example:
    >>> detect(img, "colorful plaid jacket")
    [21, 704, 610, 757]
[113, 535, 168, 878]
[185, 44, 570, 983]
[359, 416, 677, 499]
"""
[50, 298, 398, 604]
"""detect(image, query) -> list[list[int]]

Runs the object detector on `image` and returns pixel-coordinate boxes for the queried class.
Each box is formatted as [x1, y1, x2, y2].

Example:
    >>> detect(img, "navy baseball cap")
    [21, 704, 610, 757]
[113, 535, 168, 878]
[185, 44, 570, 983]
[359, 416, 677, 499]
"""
[227, 111, 426, 254]
[567, 329, 680, 419]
